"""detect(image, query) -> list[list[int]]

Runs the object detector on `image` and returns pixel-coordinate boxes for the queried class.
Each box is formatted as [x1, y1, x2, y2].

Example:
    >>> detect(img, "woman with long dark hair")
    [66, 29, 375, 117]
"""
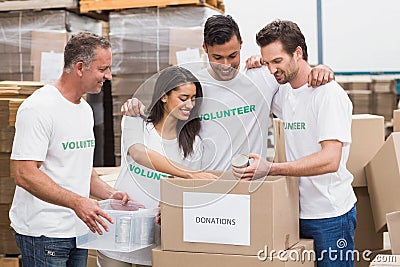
[98, 66, 216, 267]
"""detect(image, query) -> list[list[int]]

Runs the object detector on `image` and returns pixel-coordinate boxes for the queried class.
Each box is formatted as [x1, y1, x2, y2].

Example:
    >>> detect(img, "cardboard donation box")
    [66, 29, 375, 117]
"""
[76, 200, 158, 252]
[365, 132, 400, 232]
[354, 187, 383, 251]
[160, 175, 299, 255]
[387, 211, 400, 254]
[348, 114, 385, 187]
[153, 239, 315, 267]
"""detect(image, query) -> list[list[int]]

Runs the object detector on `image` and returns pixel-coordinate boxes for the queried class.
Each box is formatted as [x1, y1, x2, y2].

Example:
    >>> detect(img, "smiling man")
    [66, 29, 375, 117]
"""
[9, 32, 132, 267]
[232, 20, 357, 267]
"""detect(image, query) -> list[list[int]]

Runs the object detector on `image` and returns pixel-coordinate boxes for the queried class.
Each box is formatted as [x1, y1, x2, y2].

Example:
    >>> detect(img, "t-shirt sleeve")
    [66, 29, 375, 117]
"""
[271, 85, 285, 119]
[121, 116, 146, 154]
[11, 106, 51, 161]
[316, 85, 352, 144]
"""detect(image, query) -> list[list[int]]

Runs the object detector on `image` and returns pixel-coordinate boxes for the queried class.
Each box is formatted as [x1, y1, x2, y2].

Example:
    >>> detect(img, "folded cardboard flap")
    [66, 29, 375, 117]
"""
[394, 109, 400, 132]
[348, 114, 385, 187]
[354, 187, 384, 251]
[365, 132, 400, 232]
[387, 211, 400, 254]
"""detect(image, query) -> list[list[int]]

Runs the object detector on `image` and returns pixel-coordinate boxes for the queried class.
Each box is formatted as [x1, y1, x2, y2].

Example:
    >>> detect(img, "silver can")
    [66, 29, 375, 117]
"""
[231, 154, 250, 168]
[133, 216, 155, 246]
[115, 216, 132, 249]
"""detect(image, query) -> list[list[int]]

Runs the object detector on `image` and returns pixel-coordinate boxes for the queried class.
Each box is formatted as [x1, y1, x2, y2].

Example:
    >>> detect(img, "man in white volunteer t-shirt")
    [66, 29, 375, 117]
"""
[9, 32, 133, 267]
[233, 20, 357, 267]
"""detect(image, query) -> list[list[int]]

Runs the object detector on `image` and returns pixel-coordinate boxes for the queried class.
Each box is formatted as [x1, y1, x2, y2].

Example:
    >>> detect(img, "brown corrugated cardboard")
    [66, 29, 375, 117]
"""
[169, 27, 204, 66]
[348, 114, 385, 187]
[153, 239, 314, 267]
[365, 132, 400, 232]
[160, 175, 299, 255]
[30, 30, 68, 81]
[394, 109, 400, 132]
[0, 256, 20, 267]
[273, 118, 287, 163]
[387, 211, 400, 254]
[87, 254, 97, 267]
[354, 187, 383, 251]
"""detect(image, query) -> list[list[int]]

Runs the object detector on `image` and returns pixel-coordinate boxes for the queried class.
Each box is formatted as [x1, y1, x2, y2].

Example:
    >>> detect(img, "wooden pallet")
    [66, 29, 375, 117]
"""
[80, 0, 224, 13]
[0, 0, 78, 11]
[0, 255, 20, 267]
[0, 81, 44, 96]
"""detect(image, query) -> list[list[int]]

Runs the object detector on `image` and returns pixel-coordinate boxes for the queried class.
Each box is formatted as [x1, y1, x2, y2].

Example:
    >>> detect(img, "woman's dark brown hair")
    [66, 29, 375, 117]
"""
[147, 66, 203, 157]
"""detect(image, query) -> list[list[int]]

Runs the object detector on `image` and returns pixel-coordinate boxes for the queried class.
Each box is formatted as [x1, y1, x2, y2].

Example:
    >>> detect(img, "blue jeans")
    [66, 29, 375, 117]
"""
[15, 233, 88, 267]
[300, 205, 357, 267]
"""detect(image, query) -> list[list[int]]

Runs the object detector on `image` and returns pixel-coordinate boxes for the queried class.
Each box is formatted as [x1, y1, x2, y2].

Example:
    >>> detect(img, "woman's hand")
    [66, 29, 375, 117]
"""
[187, 171, 218, 180]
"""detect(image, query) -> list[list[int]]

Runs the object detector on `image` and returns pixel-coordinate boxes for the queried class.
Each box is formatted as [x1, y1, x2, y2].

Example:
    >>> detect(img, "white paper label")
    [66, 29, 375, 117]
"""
[40, 52, 63, 83]
[183, 192, 250, 246]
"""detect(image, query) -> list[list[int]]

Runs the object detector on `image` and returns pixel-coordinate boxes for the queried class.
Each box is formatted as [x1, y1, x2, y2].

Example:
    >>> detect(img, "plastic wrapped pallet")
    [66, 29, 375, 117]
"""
[109, 6, 219, 81]
[109, 6, 220, 164]
[0, 9, 102, 82]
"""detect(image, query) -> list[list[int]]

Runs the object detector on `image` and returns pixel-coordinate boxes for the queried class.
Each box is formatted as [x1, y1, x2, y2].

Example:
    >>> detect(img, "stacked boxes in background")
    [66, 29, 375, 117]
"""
[338, 75, 400, 125]
[0, 81, 44, 255]
[109, 6, 219, 165]
[0, 9, 102, 82]
[339, 76, 373, 115]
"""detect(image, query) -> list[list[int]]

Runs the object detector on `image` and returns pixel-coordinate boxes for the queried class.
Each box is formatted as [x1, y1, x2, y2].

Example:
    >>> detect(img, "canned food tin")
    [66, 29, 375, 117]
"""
[231, 154, 250, 168]
[115, 216, 132, 249]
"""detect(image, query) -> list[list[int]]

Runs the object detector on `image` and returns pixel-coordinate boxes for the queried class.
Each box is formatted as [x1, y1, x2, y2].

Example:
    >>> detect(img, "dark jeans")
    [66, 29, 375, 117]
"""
[15, 233, 88, 267]
[300, 205, 357, 267]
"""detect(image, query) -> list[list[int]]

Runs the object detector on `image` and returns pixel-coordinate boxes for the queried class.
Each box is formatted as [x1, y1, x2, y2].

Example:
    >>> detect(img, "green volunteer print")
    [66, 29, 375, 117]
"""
[199, 104, 256, 121]
[61, 139, 95, 150]
[284, 121, 306, 130]
[129, 164, 167, 181]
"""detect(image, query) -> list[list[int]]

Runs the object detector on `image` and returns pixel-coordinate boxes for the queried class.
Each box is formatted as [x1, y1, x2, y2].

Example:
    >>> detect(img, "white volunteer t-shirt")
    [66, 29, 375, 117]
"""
[195, 66, 279, 170]
[272, 81, 357, 219]
[9, 85, 94, 237]
[102, 116, 203, 265]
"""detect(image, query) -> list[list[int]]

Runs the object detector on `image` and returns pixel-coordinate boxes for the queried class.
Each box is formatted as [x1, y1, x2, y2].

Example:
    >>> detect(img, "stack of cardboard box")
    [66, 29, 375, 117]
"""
[364, 110, 400, 264]
[338, 75, 399, 122]
[153, 175, 316, 266]
[0, 81, 44, 255]
[0, 10, 102, 82]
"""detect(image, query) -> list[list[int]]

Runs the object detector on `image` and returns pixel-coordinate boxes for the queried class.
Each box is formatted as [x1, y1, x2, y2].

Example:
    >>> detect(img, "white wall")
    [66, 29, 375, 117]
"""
[224, 0, 400, 73]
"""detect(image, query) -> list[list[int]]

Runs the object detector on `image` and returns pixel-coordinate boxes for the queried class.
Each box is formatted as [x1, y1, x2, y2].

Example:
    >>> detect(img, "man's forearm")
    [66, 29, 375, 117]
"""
[269, 140, 342, 176]
[13, 160, 84, 211]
